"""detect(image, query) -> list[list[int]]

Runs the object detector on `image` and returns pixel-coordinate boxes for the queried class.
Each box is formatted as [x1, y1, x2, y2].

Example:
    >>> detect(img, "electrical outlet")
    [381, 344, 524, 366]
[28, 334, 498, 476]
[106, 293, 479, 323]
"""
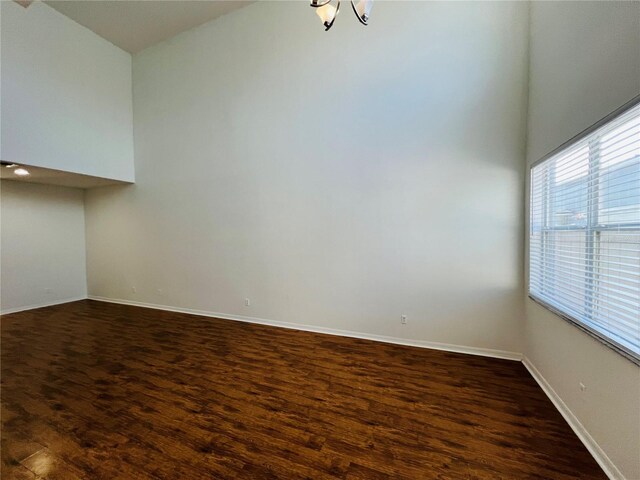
[579, 382, 587, 392]
[245, 298, 251, 307]
[401, 314, 407, 325]
[44, 287, 52, 294]
[156, 288, 164, 297]
[131, 286, 137, 294]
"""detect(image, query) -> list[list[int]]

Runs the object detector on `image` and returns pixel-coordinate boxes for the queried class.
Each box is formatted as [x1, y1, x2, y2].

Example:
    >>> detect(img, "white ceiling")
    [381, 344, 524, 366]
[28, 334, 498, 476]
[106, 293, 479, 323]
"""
[44, 1, 255, 53]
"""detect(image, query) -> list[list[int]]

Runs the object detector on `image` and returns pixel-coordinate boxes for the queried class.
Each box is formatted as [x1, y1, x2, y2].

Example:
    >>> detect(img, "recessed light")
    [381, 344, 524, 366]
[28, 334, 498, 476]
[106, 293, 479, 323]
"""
[14, 168, 30, 176]
[3, 163, 18, 168]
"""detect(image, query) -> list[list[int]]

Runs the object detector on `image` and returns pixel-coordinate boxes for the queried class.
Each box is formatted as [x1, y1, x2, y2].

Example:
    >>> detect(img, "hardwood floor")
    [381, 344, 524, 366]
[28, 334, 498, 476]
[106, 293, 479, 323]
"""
[2, 300, 605, 479]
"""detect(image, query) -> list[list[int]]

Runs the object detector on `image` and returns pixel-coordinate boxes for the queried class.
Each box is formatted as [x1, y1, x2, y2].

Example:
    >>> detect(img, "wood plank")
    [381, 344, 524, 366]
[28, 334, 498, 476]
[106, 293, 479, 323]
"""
[1, 300, 606, 479]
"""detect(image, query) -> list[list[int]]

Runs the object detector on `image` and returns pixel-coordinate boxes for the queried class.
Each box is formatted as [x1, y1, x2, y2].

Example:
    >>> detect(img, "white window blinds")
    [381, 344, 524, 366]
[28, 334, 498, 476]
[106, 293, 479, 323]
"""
[530, 102, 640, 362]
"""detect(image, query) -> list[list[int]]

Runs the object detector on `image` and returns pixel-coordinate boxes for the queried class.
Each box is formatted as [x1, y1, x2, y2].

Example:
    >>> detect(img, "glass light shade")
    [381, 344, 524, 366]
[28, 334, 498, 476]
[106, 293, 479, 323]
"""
[353, 0, 372, 24]
[316, 3, 337, 27]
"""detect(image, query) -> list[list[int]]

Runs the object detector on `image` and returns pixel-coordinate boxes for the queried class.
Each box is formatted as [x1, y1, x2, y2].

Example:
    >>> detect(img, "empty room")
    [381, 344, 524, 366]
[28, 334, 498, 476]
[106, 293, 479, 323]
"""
[1, 0, 639, 479]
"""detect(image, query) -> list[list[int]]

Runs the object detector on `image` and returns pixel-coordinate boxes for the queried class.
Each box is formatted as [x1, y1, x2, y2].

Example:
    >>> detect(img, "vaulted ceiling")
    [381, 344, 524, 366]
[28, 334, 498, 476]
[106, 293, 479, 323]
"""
[44, 1, 254, 53]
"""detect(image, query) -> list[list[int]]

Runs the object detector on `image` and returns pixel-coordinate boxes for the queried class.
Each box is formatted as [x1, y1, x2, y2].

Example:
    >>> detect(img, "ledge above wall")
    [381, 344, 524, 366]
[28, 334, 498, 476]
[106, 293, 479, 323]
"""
[1, 1, 135, 185]
[0, 163, 133, 189]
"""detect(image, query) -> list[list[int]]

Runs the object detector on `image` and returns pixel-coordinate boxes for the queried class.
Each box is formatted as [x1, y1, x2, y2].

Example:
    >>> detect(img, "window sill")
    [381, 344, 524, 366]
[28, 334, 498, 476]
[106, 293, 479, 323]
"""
[528, 294, 640, 367]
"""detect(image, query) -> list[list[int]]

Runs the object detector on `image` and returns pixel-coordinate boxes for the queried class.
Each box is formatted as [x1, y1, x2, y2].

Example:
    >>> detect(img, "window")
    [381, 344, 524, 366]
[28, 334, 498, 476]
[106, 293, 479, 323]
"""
[530, 100, 640, 363]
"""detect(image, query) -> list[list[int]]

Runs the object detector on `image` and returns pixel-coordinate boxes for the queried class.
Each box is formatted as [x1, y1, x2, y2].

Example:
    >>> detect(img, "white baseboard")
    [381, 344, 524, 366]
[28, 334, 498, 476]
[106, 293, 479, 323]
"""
[522, 357, 623, 480]
[87, 295, 522, 361]
[0, 295, 88, 315]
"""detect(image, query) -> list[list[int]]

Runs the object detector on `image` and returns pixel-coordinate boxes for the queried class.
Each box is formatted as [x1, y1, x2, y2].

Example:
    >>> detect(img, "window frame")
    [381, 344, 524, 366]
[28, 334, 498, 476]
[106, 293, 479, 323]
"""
[528, 94, 640, 366]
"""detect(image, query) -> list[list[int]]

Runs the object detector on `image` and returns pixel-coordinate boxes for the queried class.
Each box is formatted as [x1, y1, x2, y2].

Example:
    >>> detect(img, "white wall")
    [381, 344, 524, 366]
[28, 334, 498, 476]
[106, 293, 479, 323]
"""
[85, 1, 529, 355]
[5, 0, 637, 475]
[0, 180, 87, 313]
[0, 1, 134, 182]
[525, 2, 640, 479]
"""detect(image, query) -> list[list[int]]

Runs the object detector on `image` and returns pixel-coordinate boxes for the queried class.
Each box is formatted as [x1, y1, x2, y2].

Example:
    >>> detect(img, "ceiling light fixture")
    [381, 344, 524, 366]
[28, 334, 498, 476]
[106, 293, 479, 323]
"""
[310, 0, 372, 31]
[14, 168, 30, 176]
